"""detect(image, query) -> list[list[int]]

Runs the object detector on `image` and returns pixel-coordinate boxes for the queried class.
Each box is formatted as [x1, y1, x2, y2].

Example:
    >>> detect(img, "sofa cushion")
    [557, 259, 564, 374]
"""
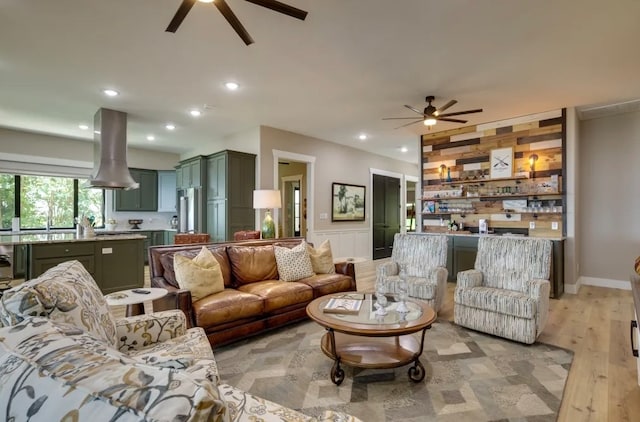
[175, 246, 225, 301]
[0, 317, 228, 422]
[298, 273, 354, 298]
[0, 260, 118, 347]
[227, 245, 278, 285]
[162, 246, 233, 288]
[454, 286, 536, 319]
[237, 280, 313, 313]
[307, 239, 336, 274]
[193, 289, 265, 328]
[274, 241, 315, 282]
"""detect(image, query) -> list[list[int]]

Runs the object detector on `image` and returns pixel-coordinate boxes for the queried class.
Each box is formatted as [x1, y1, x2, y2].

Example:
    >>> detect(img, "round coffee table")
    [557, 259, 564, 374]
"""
[105, 288, 167, 315]
[306, 293, 436, 385]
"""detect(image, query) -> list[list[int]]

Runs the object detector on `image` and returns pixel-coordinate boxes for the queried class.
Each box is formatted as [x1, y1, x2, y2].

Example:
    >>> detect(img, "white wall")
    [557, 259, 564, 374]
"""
[578, 109, 640, 288]
[258, 126, 419, 258]
[180, 127, 260, 160]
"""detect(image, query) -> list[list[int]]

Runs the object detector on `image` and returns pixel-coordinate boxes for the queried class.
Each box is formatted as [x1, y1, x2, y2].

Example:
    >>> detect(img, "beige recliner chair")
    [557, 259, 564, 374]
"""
[454, 236, 552, 344]
[377, 233, 449, 312]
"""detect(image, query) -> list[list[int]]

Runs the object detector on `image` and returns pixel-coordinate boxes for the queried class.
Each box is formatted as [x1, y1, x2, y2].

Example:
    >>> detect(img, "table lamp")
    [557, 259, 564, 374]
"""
[253, 189, 282, 239]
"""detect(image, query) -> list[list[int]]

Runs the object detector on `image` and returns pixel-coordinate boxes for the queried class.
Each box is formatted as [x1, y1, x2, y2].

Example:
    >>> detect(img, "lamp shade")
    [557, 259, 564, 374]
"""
[253, 190, 282, 209]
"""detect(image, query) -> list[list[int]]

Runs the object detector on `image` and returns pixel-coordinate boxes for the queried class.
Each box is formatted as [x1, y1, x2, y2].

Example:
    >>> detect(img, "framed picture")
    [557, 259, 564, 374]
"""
[490, 147, 513, 179]
[332, 183, 365, 221]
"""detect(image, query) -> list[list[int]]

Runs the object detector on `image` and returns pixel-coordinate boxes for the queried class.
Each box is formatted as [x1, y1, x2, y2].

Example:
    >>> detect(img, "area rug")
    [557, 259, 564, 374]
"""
[214, 320, 573, 421]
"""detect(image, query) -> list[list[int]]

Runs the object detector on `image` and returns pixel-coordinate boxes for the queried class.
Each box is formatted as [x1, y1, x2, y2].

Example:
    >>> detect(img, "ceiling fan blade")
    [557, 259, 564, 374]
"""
[438, 108, 483, 118]
[435, 99, 457, 115]
[382, 117, 425, 120]
[394, 120, 423, 129]
[404, 105, 425, 116]
[215, 0, 255, 45]
[437, 117, 468, 123]
[244, 0, 308, 20]
[166, 0, 197, 33]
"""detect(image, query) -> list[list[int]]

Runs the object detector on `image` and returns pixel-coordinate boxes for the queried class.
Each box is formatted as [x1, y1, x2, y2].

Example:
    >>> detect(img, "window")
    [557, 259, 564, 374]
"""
[0, 174, 15, 230]
[0, 173, 104, 230]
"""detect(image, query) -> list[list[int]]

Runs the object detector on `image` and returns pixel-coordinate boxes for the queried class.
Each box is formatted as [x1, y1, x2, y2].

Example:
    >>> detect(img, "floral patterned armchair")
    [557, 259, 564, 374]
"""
[0, 260, 362, 422]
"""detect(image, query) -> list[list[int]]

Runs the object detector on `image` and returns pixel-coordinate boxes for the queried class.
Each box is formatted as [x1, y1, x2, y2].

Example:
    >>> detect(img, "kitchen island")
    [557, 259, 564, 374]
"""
[0, 233, 145, 295]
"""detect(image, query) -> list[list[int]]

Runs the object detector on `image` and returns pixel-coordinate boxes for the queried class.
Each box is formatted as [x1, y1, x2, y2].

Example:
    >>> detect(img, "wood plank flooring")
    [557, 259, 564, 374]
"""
[135, 260, 640, 421]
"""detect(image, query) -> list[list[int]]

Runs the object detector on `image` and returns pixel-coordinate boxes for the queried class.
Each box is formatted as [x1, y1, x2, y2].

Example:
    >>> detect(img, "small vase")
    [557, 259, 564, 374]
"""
[83, 226, 95, 238]
[396, 263, 409, 313]
[374, 266, 388, 316]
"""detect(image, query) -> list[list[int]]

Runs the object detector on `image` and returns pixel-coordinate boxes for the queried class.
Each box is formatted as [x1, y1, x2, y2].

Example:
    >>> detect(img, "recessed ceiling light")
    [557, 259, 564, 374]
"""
[147, 135, 155, 141]
[400, 147, 408, 153]
[189, 109, 202, 117]
[225, 81, 239, 91]
[165, 123, 176, 131]
[78, 124, 89, 130]
[358, 134, 367, 140]
[198, 0, 214, 3]
[102, 89, 119, 97]
[93, 130, 101, 135]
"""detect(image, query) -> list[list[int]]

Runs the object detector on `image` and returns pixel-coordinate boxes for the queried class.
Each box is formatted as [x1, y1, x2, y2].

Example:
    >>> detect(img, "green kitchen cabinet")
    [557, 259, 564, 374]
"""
[28, 242, 97, 280]
[176, 156, 206, 189]
[97, 239, 144, 294]
[205, 150, 256, 242]
[164, 230, 176, 245]
[114, 168, 158, 211]
[157, 170, 177, 213]
[451, 236, 479, 281]
[13, 244, 27, 279]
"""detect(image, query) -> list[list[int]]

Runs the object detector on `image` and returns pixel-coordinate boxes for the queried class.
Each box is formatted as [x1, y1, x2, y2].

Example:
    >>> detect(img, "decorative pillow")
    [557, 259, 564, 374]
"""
[274, 241, 315, 282]
[174, 246, 225, 301]
[307, 239, 336, 274]
[636, 255, 640, 275]
[0, 260, 118, 347]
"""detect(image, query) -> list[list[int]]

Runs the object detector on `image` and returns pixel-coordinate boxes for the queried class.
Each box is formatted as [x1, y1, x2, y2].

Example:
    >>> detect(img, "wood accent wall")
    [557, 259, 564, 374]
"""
[421, 109, 566, 238]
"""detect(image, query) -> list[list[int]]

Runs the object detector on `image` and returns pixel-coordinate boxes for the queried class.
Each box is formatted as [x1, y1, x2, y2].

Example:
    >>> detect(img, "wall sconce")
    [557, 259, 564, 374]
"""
[528, 154, 538, 171]
[439, 164, 447, 181]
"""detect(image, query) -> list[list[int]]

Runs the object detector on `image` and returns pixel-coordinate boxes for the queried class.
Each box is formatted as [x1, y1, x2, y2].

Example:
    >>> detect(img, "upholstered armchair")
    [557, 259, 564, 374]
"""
[454, 236, 552, 344]
[377, 233, 448, 312]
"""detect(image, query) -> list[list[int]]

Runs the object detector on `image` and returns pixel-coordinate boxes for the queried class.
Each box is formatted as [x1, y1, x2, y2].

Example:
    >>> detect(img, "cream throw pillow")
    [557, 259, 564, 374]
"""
[274, 241, 315, 282]
[174, 246, 224, 301]
[307, 239, 336, 274]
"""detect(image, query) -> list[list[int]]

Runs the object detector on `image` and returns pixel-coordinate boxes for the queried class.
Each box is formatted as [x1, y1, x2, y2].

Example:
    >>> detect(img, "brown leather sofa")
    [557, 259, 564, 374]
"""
[148, 238, 356, 348]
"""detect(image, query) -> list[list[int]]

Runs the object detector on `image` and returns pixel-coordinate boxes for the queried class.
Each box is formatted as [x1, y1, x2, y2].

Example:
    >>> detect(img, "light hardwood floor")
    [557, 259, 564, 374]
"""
[353, 259, 640, 422]
[137, 260, 640, 421]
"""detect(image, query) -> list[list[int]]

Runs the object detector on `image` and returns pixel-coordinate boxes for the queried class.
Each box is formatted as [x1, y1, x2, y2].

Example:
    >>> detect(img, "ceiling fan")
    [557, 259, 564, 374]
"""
[383, 96, 483, 129]
[165, 0, 308, 46]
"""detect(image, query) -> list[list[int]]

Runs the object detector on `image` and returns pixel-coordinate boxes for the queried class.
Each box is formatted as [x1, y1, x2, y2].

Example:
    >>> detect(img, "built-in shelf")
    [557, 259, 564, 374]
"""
[439, 176, 529, 185]
[423, 192, 562, 201]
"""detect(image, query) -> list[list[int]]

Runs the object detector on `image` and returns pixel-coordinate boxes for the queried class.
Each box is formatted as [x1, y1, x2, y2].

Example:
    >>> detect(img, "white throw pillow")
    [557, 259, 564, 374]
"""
[274, 241, 315, 282]
[307, 239, 336, 274]
[174, 246, 225, 301]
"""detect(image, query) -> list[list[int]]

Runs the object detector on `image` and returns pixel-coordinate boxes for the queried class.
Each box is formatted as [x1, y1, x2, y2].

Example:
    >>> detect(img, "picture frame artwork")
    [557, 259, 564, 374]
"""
[490, 147, 513, 179]
[332, 183, 365, 221]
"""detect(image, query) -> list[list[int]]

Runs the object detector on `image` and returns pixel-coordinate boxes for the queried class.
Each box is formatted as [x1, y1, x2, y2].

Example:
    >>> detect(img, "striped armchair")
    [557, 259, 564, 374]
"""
[377, 233, 448, 312]
[454, 236, 552, 344]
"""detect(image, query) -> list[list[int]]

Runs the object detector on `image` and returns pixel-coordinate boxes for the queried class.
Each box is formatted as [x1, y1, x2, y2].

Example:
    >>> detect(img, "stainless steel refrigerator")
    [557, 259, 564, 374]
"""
[178, 187, 202, 233]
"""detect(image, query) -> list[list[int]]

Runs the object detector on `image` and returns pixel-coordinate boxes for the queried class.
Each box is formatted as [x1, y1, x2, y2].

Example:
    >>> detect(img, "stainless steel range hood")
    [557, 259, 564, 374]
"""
[86, 108, 139, 190]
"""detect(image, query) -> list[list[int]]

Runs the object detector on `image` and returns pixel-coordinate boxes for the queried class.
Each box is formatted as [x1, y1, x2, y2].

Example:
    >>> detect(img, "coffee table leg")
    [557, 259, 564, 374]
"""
[327, 328, 345, 385]
[408, 359, 425, 382]
[407, 326, 430, 382]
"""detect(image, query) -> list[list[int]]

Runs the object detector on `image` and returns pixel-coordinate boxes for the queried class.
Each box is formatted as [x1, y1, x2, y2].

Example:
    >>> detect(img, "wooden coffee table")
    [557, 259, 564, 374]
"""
[306, 293, 436, 385]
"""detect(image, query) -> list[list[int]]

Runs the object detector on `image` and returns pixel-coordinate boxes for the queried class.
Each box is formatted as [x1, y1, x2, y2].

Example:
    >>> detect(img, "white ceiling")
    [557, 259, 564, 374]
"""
[1, 0, 639, 164]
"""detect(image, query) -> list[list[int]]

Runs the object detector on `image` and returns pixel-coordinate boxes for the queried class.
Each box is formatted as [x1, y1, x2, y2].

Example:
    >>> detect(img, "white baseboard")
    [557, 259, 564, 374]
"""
[564, 280, 580, 294]
[578, 276, 631, 291]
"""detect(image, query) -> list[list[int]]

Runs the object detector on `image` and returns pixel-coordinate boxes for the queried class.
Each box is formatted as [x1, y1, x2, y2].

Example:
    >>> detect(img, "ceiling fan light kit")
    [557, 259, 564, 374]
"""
[383, 95, 483, 130]
[166, 0, 308, 45]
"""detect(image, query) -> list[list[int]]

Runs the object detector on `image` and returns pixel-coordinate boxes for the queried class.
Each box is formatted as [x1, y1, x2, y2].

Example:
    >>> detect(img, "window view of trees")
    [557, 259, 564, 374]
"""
[0, 174, 15, 230]
[0, 173, 104, 230]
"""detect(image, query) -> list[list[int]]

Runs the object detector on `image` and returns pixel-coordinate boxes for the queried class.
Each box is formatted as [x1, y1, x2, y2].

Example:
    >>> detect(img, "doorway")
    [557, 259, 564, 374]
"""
[372, 173, 401, 259]
[405, 177, 418, 232]
[281, 174, 302, 237]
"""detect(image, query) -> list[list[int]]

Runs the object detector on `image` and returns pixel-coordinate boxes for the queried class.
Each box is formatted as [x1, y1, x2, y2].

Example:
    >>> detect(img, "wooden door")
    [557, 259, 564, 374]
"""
[372, 174, 400, 259]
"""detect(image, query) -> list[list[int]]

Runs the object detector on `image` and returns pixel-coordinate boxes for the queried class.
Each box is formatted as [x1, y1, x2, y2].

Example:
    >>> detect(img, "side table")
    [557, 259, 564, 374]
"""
[105, 288, 168, 316]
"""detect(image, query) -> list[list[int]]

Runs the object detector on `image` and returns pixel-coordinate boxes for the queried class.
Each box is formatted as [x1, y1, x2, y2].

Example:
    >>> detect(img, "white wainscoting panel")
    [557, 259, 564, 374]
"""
[308, 229, 370, 260]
